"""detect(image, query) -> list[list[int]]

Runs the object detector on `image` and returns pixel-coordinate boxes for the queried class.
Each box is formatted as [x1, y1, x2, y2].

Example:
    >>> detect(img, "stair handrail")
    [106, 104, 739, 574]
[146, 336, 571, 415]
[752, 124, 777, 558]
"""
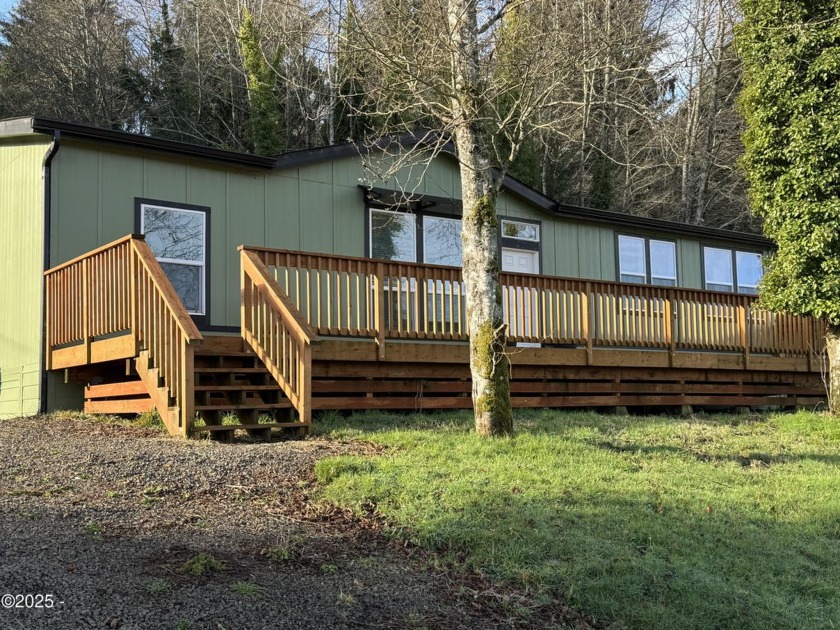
[239, 247, 318, 427]
[44, 234, 203, 437]
[130, 238, 202, 436]
[130, 238, 203, 343]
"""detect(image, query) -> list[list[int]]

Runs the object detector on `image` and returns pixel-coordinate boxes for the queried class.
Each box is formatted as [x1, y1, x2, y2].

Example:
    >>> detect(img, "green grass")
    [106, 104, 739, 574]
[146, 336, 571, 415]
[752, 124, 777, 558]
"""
[313, 410, 840, 630]
[181, 553, 225, 578]
[232, 580, 263, 597]
[52, 409, 165, 432]
[146, 579, 171, 596]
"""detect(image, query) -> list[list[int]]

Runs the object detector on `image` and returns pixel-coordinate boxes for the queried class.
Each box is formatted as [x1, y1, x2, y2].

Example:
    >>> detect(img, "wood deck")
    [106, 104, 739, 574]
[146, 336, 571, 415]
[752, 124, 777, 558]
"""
[43, 237, 827, 439]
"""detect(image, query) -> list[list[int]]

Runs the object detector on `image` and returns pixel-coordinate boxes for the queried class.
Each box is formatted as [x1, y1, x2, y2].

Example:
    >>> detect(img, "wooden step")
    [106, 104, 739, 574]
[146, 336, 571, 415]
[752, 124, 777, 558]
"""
[194, 402, 293, 411]
[194, 367, 269, 374]
[85, 398, 154, 414]
[191, 421, 308, 432]
[194, 350, 256, 357]
[194, 385, 281, 392]
[86, 380, 147, 399]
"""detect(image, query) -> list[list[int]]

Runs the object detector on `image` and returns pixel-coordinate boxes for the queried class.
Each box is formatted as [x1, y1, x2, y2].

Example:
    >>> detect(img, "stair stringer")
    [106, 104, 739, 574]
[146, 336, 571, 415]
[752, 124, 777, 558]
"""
[135, 350, 183, 438]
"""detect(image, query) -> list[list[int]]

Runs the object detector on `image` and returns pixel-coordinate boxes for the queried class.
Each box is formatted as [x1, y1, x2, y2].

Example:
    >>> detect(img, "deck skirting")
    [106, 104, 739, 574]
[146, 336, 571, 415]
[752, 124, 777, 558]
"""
[308, 339, 825, 412]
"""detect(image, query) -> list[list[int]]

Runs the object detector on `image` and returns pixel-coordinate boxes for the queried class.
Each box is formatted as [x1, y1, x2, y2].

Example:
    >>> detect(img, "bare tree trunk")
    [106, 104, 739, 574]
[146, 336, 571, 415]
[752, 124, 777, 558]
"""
[448, 0, 513, 436]
[825, 324, 840, 414]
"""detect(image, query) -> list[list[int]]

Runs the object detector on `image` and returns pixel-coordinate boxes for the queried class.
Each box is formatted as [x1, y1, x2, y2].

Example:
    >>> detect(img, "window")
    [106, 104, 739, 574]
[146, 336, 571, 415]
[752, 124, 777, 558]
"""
[618, 235, 646, 283]
[703, 247, 734, 292]
[618, 235, 675, 285]
[736, 251, 762, 294]
[650, 240, 676, 286]
[423, 216, 462, 266]
[370, 209, 416, 262]
[368, 208, 541, 266]
[501, 219, 539, 242]
[703, 247, 763, 294]
[140, 202, 207, 315]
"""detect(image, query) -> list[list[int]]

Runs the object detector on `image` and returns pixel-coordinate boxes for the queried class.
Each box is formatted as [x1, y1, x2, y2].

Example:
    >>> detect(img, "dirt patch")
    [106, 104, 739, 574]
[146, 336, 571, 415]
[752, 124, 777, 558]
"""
[0, 415, 583, 629]
[0, 416, 481, 629]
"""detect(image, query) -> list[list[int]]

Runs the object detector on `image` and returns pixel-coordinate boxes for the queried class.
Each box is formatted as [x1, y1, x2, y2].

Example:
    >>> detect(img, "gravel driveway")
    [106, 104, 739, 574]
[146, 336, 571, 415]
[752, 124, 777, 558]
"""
[0, 415, 514, 630]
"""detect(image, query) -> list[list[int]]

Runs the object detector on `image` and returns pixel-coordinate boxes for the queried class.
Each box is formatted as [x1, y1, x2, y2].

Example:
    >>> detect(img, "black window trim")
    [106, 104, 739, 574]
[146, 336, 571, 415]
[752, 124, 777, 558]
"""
[615, 232, 678, 286]
[701, 243, 764, 295]
[498, 215, 542, 274]
[134, 197, 211, 329]
[364, 200, 544, 271]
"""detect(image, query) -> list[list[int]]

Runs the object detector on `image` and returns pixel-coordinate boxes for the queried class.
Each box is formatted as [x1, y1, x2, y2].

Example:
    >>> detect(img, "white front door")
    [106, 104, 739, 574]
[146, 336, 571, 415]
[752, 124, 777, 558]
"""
[501, 248, 540, 345]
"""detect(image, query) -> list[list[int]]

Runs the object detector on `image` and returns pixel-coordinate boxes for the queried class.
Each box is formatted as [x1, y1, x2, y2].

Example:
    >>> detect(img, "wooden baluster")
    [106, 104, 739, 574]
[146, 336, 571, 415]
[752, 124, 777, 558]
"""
[345, 262, 352, 334]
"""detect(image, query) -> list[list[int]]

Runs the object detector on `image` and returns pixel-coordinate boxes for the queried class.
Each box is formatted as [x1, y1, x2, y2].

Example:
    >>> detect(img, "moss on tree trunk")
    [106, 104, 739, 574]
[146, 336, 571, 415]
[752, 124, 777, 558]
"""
[825, 324, 840, 414]
[460, 187, 514, 437]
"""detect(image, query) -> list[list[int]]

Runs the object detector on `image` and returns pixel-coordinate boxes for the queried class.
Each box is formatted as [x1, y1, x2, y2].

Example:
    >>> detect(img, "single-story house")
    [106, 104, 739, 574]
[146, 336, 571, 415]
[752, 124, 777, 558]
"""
[0, 117, 824, 437]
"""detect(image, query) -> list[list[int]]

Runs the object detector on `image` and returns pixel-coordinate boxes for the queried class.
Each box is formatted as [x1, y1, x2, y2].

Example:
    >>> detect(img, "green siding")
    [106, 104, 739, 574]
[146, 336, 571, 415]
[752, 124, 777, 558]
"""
[0, 137, 50, 418]
[679, 240, 703, 289]
[50, 141, 383, 329]
[47, 139, 750, 332]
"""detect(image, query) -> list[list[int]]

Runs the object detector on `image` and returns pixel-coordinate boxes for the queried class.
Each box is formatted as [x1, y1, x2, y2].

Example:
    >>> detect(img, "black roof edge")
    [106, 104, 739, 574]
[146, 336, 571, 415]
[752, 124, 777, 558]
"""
[496, 170, 771, 248]
[273, 131, 441, 170]
[28, 117, 276, 169]
[551, 202, 773, 248]
[9, 116, 770, 248]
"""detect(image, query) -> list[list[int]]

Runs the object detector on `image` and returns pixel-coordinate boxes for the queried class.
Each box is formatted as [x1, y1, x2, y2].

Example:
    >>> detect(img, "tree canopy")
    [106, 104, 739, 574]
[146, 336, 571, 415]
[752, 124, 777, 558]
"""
[739, 0, 840, 322]
[0, 0, 757, 231]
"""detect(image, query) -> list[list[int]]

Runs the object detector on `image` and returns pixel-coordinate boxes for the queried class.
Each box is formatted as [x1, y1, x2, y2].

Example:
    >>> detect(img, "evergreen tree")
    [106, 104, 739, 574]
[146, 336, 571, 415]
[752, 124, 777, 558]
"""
[238, 7, 283, 155]
[738, 0, 840, 409]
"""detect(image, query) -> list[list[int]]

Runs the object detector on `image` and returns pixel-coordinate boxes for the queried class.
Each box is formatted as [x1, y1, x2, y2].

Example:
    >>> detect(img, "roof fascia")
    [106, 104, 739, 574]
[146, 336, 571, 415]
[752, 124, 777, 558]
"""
[29, 118, 275, 169]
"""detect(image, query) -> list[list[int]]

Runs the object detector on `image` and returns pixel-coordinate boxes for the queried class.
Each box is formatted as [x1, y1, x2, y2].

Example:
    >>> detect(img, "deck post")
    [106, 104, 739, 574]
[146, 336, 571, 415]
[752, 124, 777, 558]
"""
[82, 257, 91, 364]
[583, 282, 593, 365]
[666, 289, 676, 367]
[130, 244, 139, 355]
[739, 302, 750, 369]
[45, 274, 52, 370]
[240, 251, 249, 336]
[373, 262, 386, 359]
[299, 342, 312, 426]
[180, 339, 195, 437]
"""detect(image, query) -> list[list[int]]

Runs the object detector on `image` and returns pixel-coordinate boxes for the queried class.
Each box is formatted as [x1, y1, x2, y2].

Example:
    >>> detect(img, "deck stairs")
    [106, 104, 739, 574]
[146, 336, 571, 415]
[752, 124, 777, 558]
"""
[81, 338, 301, 440]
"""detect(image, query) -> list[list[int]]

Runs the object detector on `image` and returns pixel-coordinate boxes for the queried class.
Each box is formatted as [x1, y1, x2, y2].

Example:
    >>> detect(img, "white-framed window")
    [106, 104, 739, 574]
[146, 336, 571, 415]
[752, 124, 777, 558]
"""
[736, 251, 762, 295]
[703, 247, 763, 294]
[501, 219, 540, 242]
[423, 215, 462, 266]
[650, 240, 677, 286]
[140, 202, 206, 315]
[369, 209, 416, 262]
[618, 235, 646, 283]
[703, 246, 734, 292]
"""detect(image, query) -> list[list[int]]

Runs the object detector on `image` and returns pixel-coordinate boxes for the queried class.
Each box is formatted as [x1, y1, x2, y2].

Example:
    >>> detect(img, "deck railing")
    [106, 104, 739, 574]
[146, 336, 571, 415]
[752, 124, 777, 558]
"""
[242, 246, 824, 362]
[45, 235, 203, 435]
[240, 248, 317, 426]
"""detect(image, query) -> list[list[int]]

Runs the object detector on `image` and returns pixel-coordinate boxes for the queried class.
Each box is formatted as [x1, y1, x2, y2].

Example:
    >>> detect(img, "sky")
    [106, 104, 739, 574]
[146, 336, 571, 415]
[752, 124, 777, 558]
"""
[0, 0, 14, 18]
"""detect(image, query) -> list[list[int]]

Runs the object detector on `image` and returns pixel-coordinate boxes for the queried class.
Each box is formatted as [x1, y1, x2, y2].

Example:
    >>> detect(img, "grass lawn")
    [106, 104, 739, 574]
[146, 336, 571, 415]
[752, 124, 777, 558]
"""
[313, 410, 840, 629]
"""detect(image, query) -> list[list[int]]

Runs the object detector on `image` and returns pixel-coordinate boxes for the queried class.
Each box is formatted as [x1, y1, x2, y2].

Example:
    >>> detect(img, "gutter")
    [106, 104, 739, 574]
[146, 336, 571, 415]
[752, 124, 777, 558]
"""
[38, 130, 60, 414]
